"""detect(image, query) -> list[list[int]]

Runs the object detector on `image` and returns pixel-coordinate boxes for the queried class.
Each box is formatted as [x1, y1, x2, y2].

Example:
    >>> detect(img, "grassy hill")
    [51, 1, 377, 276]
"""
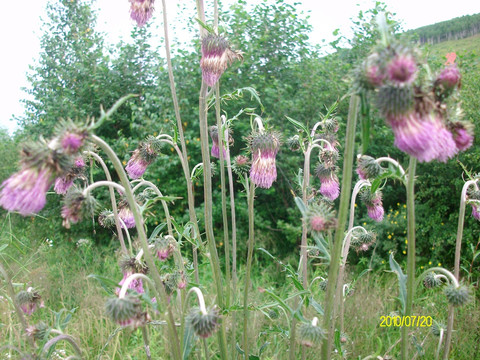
[425, 33, 480, 58]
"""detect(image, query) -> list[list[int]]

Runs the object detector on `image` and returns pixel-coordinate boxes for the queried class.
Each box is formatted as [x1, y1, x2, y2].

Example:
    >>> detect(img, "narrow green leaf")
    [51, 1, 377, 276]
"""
[294, 197, 307, 216]
[182, 321, 197, 360]
[87, 274, 119, 294]
[285, 116, 308, 135]
[309, 297, 324, 316]
[389, 253, 407, 314]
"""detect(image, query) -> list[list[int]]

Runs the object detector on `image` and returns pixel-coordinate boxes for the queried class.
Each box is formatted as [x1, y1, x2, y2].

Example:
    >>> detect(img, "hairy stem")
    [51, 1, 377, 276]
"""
[401, 156, 417, 360]
[322, 95, 359, 359]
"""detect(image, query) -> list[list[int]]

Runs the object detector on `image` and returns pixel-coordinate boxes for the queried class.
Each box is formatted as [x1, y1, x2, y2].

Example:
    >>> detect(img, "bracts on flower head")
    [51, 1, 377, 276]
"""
[105, 295, 149, 329]
[129, 0, 155, 27]
[54, 156, 86, 195]
[152, 235, 176, 261]
[15, 288, 44, 316]
[298, 318, 325, 348]
[125, 137, 162, 179]
[356, 155, 383, 180]
[360, 188, 384, 222]
[315, 163, 339, 201]
[115, 256, 148, 295]
[209, 125, 233, 159]
[200, 33, 242, 87]
[187, 306, 221, 339]
[305, 201, 337, 233]
[248, 131, 280, 189]
[61, 187, 97, 229]
[117, 199, 136, 229]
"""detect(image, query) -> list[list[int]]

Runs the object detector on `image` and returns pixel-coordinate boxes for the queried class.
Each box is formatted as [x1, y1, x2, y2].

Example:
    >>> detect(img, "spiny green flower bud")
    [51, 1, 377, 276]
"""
[298, 320, 325, 348]
[26, 321, 49, 341]
[187, 306, 221, 339]
[423, 272, 441, 289]
[98, 210, 115, 228]
[267, 309, 279, 320]
[306, 201, 337, 234]
[319, 279, 328, 291]
[356, 155, 383, 180]
[322, 117, 339, 134]
[119, 255, 148, 275]
[286, 135, 302, 151]
[377, 85, 414, 118]
[444, 284, 470, 307]
[16, 288, 44, 315]
[105, 295, 146, 328]
[431, 321, 446, 337]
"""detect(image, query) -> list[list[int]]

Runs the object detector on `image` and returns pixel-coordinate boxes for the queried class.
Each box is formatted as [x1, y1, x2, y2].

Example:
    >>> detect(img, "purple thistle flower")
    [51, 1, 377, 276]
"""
[54, 177, 74, 195]
[319, 175, 340, 201]
[388, 113, 437, 162]
[117, 272, 145, 294]
[61, 205, 80, 228]
[16, 288, 44, 316]
[119, 206, 136, 229]
[129, 0, 155, 27]
[249, 132, 280, 189]
[471, 204, 480, 221]
[200, 34, 242, 87]
[310, 216, 326, 232]
[0, 168, 53, 216]
[61, 132, 84, 154]
[430, 118, 458, 162]
[74, 156, 86, 168]
[452, 127, 474, 152]
[387, 54, 417, 84]
[437, 65, 461, 90]
[361, 189, 384, 222]
[125, 149, 150, 179]
[209, 126, 227, 159]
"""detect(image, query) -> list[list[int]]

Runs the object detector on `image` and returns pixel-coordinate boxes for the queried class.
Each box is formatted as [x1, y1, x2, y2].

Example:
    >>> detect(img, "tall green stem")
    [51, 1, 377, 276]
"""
[443, 179, 477, 359]
[243, 180, 256, 358]
[322, 95, 359, 359]
[91, 135, 181, 360]
[401, 156, 417, 360]
[160, 0, 201, 283]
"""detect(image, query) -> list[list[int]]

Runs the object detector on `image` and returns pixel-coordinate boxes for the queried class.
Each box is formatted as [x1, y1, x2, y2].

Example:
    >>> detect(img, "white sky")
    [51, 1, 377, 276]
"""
[1, 0, 479, 135]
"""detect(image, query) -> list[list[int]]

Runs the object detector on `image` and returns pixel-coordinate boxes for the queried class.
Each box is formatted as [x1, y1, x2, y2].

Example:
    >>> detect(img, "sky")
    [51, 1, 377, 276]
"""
[1, 0, 479, 135]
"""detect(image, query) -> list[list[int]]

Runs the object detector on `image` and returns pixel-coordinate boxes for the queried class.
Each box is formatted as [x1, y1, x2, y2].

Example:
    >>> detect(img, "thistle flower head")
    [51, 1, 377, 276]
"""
[319, 174, 340, 201]
[60, 132, 86, 154]
[118, 201, 136, 229]
[209, 125, 232, 159]
[471, 204, 480, 221]
[351, 230, 376, 252]
[54, 177, 74, 195]
[16, 288, 44, 315]
[322, 117, 340, 134]
[129, 0, 155, 27]
[105, 295, 148, 328]
[0, 167, 54, 216]
[356, 155, 383, 180]
[377, 85, 414, 117]
[120, 255, 148, 275]
[26, 322, 49, 341]
[232, 155, 250, 176]
[61, 187, 97, 229]
[423, 272, 442, 289]
[318, 279, 328, 291]
[98, 210, 116, 228]
[386, 53, 417, 85]
[249, 131, 281, 189]
[286, 135, 302, 151]
[449, 121, 474, 152]
[360, 189, 384, 222]
[117, 273, 145, 295]
[152, 235, 176, 261]
[298, 320, 325, 348]
[434, 64, 461, 100]
[431, 321, 446, 337]
[187, 306, 221, 338]
[162, 271, 183, 295]
[200, 34, 242, 86]
[355, 52, 385, 90]
[444, 284, 470, 307]
[306, 201, 337, 233]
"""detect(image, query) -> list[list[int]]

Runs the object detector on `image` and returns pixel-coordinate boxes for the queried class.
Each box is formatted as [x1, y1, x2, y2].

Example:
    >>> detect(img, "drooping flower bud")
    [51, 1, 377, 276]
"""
[152, 235, 176, 261]
[187, 306, 221, 339]
[351, 230, 376, 252]
[129, 0, 155, 27]
[360, 189, 384, 222]
[26, 321, 49, 341]
[105, 295, 148, 328]
[15, 288, 44, 316]
[434, 64, 461, 100]
[431, 321, 446, 337]
[54, 156, 86, 195]
[61, 187, 97, 229]
[249, 131, 280, 189]
[232, 155, 250, 176]
[423, 272, 442, 289]
[200, 34, 242, 87]
[286, 135, 302, 151]
[449, 121, 474, 152]
[98, 210, 116, 228]
[116, 256, 148, 295]
[209, 126, 232, 159]
[305, 201, 337, 233]
[298, 319, 325, 348]
[444, 284, 470, 307]
[356, 155, 383, 180]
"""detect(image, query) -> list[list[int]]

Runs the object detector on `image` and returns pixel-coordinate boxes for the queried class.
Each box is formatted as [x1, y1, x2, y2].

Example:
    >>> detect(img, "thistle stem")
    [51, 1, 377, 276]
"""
[160, 0, 202, 286]
[243, 180, 256, 359]
[401, 156, 417, 360]
[82, 181, 125, 196]
[442, 181, 477, 359]
[85, 151, 127, 254]
[118, 273, 154, 298]
[375, 157, 406, 177]
[322, 95, 359, 360]
[132, 180, 173, 237]
[0, 262, 36, 349]
[42, 334, 83, 360]
[92, 135, 181, 360]
[141, 327, 152, 360]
